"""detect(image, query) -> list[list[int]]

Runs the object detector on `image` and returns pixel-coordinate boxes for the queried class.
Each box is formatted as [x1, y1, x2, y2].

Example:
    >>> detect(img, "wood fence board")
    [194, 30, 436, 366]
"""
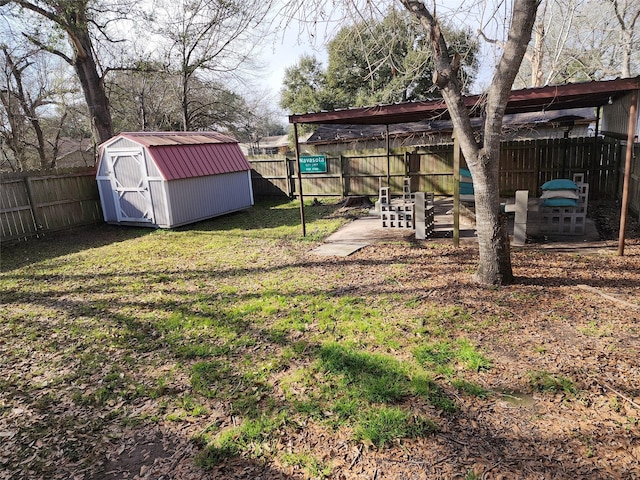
[250, 158, 291, 196]
[627, 145, 640, 218]
[0, 178, 37, 240]
[1, 137, 634, 243]
[1, 168, 102, 242]
[246, 136, 627, 203]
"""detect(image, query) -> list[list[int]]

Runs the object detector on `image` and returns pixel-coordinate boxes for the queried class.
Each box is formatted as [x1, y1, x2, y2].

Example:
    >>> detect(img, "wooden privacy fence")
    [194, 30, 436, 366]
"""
[250, 149, 455, 198]
[498, 137, 622, 197]
[1, 138, 635, 243]
[1, 168, 102, 242]
[249, 137, 626, 201]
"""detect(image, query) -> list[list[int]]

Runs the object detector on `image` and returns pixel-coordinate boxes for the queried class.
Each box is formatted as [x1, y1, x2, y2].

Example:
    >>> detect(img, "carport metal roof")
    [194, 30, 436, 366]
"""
[289, 76, 640, 125]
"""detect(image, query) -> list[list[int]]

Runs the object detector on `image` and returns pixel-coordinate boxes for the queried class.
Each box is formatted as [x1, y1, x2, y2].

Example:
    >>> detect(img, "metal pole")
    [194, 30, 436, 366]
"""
[618, 89, 638, 256]
[386, 125, 391, 188]
[293, 123, 306, 237]
[452, 129, 460, 248]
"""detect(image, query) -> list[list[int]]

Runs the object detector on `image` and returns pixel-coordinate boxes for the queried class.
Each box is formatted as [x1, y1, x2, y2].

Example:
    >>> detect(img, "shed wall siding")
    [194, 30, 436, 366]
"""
[149, 181, 169, 226]
[602, 93, 640, 138]
[166, 171, 253, 226]
[145, 150, 162, 178]
[97, 156, 109, 176]
[108, 138, 143, 150]
[97, 179, 117, 221]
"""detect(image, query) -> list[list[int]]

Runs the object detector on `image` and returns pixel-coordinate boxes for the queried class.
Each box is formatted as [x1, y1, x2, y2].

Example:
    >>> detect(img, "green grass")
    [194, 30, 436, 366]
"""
[319, 343, 410, 403]
[528, 371, 578, 395]
[0, 198, 487, 475]
[354, 406, 437, 447]
[195, 414, 288, 468]
[413, 338, 491, 375]
[451, 379, 490, 398]
[280, 451, 331, 478]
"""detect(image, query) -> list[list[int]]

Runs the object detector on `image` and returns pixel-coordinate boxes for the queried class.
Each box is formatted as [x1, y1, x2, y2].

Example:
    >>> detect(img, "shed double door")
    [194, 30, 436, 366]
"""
[107, 148, 154, 224]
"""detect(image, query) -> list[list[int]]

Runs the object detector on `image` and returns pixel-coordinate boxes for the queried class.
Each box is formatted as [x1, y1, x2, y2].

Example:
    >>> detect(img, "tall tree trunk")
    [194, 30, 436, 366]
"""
[620, 28, 632, 78]
[11, 0, 114, 144]
[531, 20, 544, 87]
[0, 91, 28, 170]
[68, 22, 114, 143]
[182, 72, 190, 131]
[401, 0, 539, 285]
[610, 0, 640, 79]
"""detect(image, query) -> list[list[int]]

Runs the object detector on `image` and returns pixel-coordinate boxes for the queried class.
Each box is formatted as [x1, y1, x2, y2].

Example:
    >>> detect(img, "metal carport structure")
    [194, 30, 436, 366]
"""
[289, 76, 640, 253]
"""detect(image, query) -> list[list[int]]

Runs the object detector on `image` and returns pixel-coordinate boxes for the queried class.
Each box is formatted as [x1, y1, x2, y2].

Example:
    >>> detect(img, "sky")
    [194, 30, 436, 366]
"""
[263, 30, 325, 99]
[259, 16, 335, 103]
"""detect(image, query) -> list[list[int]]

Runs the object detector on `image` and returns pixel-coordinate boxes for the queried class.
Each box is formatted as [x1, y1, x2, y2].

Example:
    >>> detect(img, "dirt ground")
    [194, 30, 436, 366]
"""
[110, 240, 640, 480]
[1, 201, 639, 480]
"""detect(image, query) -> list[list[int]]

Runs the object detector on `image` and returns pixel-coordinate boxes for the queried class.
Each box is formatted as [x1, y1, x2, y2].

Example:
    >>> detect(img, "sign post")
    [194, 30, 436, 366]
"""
[293, 124, 306, 237]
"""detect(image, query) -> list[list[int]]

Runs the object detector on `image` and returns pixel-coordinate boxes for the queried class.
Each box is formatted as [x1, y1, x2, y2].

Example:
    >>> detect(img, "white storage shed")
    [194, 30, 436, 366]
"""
[96, 131, 254, 228]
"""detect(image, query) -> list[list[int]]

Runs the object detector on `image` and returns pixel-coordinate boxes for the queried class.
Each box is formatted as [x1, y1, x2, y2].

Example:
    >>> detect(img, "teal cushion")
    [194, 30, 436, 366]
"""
[542, 198, 578, 207]
[460, 168, 472, 179]
[541, 179, 578, 191]
[460, 183, 474, 195]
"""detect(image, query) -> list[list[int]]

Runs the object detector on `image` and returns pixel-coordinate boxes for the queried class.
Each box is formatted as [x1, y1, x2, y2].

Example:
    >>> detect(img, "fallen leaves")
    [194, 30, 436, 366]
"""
[2, 216, 640, 479]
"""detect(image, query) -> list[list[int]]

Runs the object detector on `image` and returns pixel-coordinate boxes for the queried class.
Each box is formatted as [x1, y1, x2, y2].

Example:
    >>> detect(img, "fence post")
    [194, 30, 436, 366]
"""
[615, 140, 623, 196]
[285, 157, 293, 198]
[452, 130, 460, 248]
[24, 176, 43, 235]
[340, 155, 347, 197]
[591, 136, 600, 197]
[534, 140, 542, 193]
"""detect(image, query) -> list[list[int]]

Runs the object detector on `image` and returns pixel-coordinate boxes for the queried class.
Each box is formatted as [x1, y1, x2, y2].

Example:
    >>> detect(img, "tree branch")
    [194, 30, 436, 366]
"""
[22, 33, 74, 65]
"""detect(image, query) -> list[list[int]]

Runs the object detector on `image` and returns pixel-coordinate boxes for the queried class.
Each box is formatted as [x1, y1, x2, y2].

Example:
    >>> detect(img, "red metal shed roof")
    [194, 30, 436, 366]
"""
[114, 132, 252, 181]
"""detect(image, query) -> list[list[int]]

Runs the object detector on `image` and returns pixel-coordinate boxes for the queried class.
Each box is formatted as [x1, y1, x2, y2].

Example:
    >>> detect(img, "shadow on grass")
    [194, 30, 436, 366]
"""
[0, 223, 153, 272]
[3, 270, 636, 478]
[4, 217, 638, 477]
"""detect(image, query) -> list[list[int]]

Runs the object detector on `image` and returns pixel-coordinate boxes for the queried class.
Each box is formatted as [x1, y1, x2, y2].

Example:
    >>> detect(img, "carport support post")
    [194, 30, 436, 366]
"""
[452, 129, 460, 247]
[386, 125, 391, 188]
[293, 123, 306, 237]
[618, 89, 638, 256]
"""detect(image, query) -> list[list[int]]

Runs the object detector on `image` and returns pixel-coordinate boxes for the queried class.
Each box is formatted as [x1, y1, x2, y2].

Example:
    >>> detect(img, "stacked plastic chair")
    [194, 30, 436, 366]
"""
[539, 173, 588, 235]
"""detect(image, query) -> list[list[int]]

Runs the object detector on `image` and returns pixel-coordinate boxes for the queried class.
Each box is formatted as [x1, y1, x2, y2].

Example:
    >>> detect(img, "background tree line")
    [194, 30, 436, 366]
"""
[0, 0, 285, 171]
[0, 0, 638, 172]
[280, 8, 479, 116]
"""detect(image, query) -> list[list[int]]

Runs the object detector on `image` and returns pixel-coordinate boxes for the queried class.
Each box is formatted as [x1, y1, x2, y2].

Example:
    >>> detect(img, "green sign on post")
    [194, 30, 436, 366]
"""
[299, 155, 327, 173]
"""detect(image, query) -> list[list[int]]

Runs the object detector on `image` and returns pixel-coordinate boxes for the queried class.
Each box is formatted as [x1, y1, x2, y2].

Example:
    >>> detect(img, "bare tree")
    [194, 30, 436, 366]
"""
[0, 85, 28, 170]
[609, 0, 640, 78]
[0, 0, 137, 143]
[0, 51, 28, 171]
[281, 0, 539, 285]
[106, 62, 182, 132]
[151, 0, 274, 131]
[0, 37, 70, 171]
[399, 0, 537, 284]
[513, 0, 639, 87]
[0, 46, 50, 168]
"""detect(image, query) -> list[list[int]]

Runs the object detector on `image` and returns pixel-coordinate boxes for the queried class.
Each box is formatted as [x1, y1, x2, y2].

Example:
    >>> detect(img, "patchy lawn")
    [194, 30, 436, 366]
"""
[1, 199, 639, 480]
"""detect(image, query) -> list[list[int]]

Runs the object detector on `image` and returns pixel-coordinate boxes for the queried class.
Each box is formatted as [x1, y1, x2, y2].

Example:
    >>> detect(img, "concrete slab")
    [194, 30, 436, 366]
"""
[311, 242, 370, 257]
[323, 215, 416, 243]
[314, 196, 604, 254]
